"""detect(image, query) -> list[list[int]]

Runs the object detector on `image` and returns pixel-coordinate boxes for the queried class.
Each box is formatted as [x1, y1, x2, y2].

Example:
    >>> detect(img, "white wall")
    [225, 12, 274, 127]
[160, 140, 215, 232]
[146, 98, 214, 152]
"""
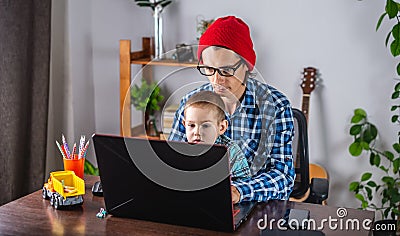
[53, 0, 397, 209]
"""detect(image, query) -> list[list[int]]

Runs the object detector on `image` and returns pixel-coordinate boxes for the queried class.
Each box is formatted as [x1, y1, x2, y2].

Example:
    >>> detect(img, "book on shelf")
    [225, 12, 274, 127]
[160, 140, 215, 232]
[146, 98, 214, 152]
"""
[162, 104, 179, 139]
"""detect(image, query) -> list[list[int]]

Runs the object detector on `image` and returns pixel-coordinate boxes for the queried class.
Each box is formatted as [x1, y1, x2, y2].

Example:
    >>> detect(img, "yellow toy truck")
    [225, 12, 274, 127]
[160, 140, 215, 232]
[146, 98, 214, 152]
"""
[42, 171, 85, 209]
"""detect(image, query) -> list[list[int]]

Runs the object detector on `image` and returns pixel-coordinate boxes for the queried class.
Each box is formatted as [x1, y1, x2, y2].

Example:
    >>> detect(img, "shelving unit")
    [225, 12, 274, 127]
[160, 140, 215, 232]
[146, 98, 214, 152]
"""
[119, 37, 197, 137]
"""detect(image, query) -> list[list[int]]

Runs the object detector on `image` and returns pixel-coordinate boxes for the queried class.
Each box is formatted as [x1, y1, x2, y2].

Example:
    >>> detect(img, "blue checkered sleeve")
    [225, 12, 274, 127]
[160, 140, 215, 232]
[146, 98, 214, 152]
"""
[216, 135, 251, 179]
[231, 105, 295, 202]
[228, 142, 252, 179]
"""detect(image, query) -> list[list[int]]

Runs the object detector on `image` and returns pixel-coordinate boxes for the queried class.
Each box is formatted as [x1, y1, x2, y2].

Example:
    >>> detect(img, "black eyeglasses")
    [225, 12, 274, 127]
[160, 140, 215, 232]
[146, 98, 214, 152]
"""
[197, 60, 243, 77]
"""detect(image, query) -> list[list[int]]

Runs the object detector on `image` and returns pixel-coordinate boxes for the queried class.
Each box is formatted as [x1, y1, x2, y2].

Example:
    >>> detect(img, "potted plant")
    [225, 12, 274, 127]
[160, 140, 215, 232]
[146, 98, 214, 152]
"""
[196, 16, 214, 41]
[348, 0, 400, 234]
[131, 79, 164, 136]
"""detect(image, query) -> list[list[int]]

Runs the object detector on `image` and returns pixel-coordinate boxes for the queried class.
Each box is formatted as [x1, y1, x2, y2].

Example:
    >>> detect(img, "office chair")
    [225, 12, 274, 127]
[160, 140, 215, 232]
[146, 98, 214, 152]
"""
[289, 108, 329, 204]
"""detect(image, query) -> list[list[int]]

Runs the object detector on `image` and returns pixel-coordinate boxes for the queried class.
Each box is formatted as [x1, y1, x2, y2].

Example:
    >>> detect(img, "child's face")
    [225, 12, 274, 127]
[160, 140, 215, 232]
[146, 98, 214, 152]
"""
[183, 106, 227, 144]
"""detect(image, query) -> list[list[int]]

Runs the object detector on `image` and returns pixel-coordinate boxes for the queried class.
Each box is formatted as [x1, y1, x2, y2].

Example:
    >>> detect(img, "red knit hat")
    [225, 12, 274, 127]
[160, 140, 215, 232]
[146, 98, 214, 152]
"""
[198, 16, 256, 71]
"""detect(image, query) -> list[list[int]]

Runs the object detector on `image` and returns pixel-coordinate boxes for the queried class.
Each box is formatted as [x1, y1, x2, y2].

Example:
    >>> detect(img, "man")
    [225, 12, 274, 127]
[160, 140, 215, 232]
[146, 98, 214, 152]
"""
[169, 15, 295, 203]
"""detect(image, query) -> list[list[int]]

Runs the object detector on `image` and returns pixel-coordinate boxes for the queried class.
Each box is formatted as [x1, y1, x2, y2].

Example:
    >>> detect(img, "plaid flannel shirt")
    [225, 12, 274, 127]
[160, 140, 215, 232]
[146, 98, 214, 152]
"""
[215, 134, 251, 179]
[169, 77, 295, 202]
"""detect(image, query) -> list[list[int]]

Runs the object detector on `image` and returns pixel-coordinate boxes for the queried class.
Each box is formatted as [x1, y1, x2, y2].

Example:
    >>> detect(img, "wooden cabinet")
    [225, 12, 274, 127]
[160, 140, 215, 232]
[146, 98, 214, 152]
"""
[119, 38, 197, 136]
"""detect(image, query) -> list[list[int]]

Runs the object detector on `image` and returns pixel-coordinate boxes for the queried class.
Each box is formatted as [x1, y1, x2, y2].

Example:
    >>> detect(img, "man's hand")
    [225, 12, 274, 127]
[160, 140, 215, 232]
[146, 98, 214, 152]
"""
[231, 186, 240, 204]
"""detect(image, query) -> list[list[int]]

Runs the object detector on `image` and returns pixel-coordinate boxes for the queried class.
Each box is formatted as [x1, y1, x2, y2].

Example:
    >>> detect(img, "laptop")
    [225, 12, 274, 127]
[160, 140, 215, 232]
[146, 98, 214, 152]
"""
[92, 134, 257, 232]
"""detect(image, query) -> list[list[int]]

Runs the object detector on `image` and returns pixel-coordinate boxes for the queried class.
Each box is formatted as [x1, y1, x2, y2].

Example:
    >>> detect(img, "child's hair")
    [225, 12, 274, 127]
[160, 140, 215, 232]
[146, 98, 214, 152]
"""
[184, 91, 226, 122]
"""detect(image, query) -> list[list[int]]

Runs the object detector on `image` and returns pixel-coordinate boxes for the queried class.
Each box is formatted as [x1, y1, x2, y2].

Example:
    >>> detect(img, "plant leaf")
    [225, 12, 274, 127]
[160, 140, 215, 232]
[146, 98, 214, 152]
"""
[349, 181, 360, 191]
[389, 188, 400, 203]
[392, 208, 400, 216]
[361, 141, 370, 150]
[382, 196, 388, 205]
[365, 186, 373, 200]
[390, 39, 400, 57]
[362, 124, 378, 143]
[386, 31, 392, 47]
[361, 172, 372, 181]
[395, 82, 400, 91]
[392, 23, 400, 40]
[392, 91, 400, 99]
[349, 142, 363, 156]
[382, 176, 395, 186]
[84, 159, 99, 176]
[374, 154, 381, 167]
[367, 180, 377, 187]
[361, 201, 368, 209]
[355, 193, 365, 202]
[391, 105, 398, 111]
[350, 125, 362, 135]
[384, 207, 391, 219]
[384, 151, 395, 161]
[376, 12, 387, 31]
[393, 143, 400, 153]
[369, 152, 375, 165]
[354, 108, 367, 118]
[386, 0, 398, 19]
[351, 115, 364, 124]
[380, 165, 389, 172]
[393, 158, 400, 173]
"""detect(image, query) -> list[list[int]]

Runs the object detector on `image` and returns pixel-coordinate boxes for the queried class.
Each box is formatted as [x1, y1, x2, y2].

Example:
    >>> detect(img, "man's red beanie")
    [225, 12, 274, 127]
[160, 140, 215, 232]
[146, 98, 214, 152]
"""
[198, 16, 256, 71]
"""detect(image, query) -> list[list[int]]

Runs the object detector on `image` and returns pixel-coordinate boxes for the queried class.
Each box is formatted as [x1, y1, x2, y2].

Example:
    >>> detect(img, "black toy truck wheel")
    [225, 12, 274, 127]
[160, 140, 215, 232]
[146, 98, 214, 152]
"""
[54, 197, 59, 209]
[42, 188, 47, 199]
[50, 195, 55, 206]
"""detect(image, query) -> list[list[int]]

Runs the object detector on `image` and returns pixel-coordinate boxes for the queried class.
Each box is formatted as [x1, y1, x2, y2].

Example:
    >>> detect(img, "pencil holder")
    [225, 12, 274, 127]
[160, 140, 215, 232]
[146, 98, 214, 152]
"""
[63, 155, 84, 179]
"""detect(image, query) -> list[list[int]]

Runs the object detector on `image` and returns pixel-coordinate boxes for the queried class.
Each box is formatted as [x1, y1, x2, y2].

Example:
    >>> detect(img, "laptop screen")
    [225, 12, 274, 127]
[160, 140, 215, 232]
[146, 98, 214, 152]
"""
[93, 134, 237, 232]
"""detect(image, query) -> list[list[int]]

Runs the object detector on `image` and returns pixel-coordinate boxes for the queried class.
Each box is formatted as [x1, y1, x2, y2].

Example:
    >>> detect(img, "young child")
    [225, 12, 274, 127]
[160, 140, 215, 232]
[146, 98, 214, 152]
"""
[183, 91, 251, 179]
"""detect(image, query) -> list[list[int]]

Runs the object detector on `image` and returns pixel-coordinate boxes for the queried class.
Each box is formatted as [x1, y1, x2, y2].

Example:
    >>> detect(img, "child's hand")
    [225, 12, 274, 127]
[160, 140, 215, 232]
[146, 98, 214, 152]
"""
[231, 186, 240, 203]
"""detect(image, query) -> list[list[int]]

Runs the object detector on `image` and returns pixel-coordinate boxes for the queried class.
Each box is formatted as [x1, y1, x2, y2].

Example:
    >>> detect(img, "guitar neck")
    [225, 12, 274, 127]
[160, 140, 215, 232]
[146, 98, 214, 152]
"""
[301, 94, 310, 123]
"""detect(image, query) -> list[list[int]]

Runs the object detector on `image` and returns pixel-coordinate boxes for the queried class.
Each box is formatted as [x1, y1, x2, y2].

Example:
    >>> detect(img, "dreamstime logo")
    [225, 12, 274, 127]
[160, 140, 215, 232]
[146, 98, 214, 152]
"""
[336, 207, 347, 218]
[257, 207, 373, 231]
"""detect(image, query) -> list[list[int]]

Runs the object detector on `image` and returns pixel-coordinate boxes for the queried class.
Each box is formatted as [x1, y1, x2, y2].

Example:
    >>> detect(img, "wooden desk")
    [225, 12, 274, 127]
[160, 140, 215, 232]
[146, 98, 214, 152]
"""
[0, 176, 374, 236]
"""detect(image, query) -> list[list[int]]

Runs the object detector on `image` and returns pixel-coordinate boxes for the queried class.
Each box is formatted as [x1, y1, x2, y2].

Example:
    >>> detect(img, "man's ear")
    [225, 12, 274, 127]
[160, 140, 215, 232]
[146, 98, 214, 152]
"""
[182, 119, 186, 127]
[219, 120, 228, 135]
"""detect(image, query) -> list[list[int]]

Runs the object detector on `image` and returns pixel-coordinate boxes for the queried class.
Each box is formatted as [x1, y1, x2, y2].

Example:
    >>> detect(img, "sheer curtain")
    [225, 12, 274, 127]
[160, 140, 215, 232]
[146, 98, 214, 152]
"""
[0, 0, 51, 205]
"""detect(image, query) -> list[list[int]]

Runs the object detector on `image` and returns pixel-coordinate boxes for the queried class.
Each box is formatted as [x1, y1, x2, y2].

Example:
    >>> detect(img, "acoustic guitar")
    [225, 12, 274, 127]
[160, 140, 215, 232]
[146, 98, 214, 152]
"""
[290, 67, 329, 203]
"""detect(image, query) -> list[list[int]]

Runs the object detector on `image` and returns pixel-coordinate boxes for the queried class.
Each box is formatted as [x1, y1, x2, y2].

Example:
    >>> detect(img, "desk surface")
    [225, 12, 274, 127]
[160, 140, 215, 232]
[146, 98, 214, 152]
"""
[0, 176, 374, 236]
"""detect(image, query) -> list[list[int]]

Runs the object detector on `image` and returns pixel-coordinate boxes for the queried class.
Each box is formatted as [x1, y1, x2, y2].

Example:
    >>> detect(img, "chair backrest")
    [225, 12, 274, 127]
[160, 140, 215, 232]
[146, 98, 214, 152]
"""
[290, 108, 310, 198]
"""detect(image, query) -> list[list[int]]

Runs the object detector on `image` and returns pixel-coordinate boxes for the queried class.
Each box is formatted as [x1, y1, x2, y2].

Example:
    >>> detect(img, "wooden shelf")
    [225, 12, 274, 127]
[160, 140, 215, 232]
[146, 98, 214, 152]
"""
[120, 37, 197, 137]
[131, 58, 197, 67]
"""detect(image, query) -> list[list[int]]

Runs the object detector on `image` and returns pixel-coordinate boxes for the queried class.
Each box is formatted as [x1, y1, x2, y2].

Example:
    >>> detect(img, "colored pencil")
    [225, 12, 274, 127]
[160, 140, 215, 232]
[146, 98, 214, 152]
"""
[61, 144, 68, 159]
[56, 141, 67, 159]
[78, 135, 85, 159]
[82, 140, 90, 158]
[62, 134, 71, 159]
[72, 143, 76, 159]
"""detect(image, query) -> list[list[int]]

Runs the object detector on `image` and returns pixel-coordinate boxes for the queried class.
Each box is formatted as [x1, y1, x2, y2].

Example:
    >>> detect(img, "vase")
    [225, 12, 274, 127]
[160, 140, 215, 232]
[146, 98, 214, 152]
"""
[144, 112, 159, 137]
[153, 4, 163, 59]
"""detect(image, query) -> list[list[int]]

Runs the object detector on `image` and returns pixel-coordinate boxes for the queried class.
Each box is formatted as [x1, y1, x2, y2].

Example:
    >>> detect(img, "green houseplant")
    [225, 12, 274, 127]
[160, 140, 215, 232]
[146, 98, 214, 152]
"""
[84, 160, 99, 176]
[348, 0, 400, 232]
[196, 17, 214, 41]
[131, 79, 164, 136]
